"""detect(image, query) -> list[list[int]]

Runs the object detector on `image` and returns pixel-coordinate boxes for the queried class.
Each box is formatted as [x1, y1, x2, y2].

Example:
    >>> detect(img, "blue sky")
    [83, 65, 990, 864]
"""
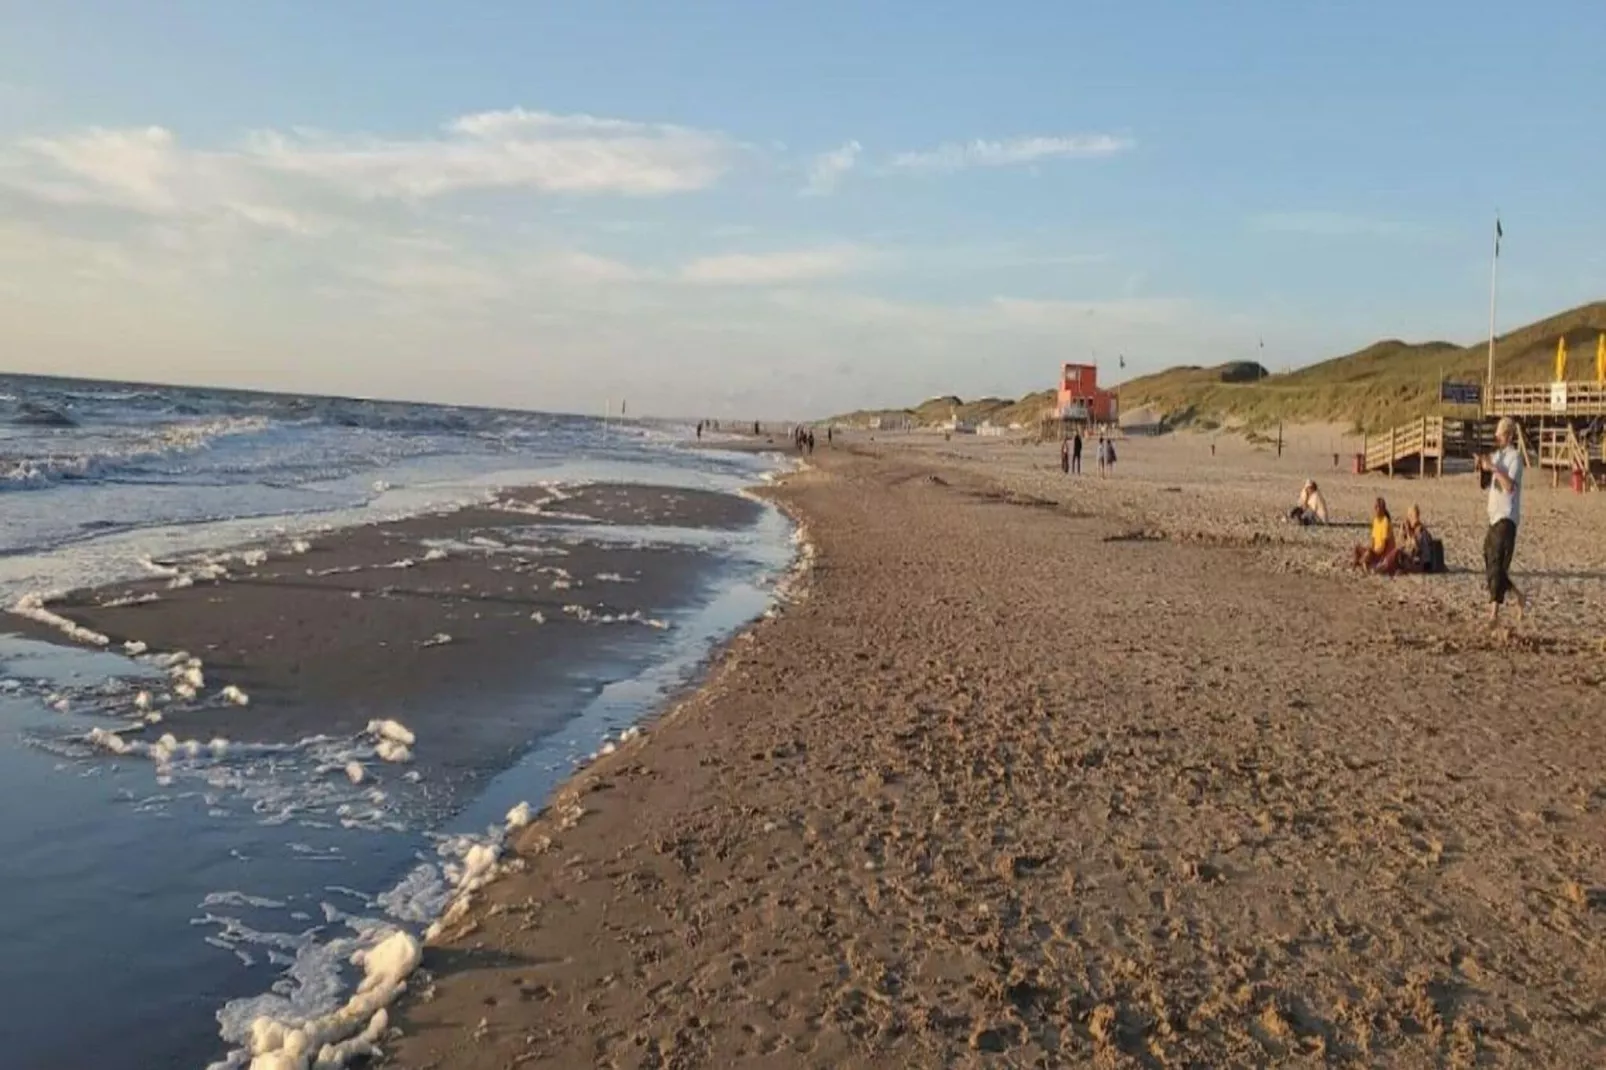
[1, 1, 1602, 416]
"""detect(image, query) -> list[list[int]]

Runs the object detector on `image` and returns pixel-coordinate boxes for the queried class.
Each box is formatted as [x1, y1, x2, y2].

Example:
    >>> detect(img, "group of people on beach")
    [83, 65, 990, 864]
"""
[1297, 416, 1526, 623]
[1351, 498, 1441, 576]
[1059, 431, 1116, 476]
[793, 426, 817, 454]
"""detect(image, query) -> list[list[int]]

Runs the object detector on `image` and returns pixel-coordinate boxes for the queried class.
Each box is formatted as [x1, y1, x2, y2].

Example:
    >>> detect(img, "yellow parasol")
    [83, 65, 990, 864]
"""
[1555, 336, 1569, 382]
[1597, 333, 1605, 383]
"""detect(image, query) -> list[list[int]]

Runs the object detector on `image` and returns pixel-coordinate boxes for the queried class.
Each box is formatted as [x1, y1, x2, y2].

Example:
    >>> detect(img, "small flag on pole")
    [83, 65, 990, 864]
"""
[1119, 354, 1126, 369]
[1495, 217, 1503, 258]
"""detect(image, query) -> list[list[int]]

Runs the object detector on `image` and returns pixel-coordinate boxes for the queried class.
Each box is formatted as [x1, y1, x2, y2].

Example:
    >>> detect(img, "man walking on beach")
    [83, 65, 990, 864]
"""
[1060, 437, 1070, 475]
[1476, 416, 1526, 624]
[1072, 430, 1083, 474]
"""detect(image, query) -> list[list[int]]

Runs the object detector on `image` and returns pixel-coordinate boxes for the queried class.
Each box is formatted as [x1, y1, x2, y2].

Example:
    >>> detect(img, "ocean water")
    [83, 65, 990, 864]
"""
[0, 375, 792, 1069]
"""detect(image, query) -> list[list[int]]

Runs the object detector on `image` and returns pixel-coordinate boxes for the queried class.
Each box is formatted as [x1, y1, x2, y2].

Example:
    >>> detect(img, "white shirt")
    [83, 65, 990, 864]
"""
[1487, 444, 1523, 527]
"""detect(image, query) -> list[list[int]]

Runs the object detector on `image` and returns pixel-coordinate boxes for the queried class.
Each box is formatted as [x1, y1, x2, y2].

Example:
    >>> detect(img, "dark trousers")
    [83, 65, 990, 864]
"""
[1483, 519, 1517, 604]
[1071, 451, 1081, 474]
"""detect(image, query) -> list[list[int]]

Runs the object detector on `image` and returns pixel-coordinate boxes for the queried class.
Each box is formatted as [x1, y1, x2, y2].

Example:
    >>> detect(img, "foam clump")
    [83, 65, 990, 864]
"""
[245, 929, 420, 1070]
[505, 801, 533, 829]
[134, 691, 152, 711]
[221, 684, 251, 707]
[365, 720, 415, 763]
[10, 593, 111, 646]
[124, 640, 149, 656]
[419, 632, 452, 647]
[87, 726, 137, 755]
[421, 548, 448, 562]
[290, 539, 312, 555]
[365, 720, 415, 746]
[344, 762, 366, 785]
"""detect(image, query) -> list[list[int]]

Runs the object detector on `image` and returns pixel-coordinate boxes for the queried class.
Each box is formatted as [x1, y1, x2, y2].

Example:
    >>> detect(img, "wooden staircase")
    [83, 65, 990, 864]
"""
[1363, 417, 1446, 476]
[1538, 425, 1602, 490]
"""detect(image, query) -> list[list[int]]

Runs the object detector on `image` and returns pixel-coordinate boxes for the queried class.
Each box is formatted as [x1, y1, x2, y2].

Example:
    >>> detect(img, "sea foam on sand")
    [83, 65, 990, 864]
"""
[217, 801, 536, 1069]
[242, 929, 420, 1070]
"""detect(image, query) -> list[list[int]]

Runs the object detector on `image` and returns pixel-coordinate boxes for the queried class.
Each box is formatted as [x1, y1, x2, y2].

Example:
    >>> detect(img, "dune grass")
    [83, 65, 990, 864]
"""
[832, 301, 1606, 434]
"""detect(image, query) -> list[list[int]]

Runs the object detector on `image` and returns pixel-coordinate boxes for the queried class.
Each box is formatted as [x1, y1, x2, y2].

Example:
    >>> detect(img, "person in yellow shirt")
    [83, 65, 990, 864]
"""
[1352, 497, 1395, 571]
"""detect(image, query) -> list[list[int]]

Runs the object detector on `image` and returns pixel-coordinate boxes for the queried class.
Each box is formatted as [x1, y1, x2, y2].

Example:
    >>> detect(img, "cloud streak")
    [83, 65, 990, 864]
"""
[803, 140, 861, 195]
[248, 108, 734, 198]
[889, 134, 1132, 173]
[1, 107, 739, 235]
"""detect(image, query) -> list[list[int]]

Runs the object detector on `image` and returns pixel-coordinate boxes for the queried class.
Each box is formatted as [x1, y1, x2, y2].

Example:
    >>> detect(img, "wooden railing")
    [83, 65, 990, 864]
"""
[1537, 425, 1603, 488]
[1364, 416, 1444, 475]
[1486, 381, 1606, 417]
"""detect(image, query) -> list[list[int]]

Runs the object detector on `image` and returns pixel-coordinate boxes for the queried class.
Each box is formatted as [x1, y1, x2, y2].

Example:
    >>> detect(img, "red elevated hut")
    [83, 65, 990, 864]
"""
[1055, 363, 1118, 424]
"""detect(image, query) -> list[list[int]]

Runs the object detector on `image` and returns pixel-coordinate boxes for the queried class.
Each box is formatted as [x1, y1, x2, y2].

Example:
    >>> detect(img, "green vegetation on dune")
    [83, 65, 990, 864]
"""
[1120, 301, 1606, 432]
[831, 390, 1056, 431]
[830, 301, 1606, 434]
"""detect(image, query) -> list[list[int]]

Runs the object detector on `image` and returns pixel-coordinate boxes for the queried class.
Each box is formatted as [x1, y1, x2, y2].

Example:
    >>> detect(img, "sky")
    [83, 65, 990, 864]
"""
[1, 1, 1603, 418]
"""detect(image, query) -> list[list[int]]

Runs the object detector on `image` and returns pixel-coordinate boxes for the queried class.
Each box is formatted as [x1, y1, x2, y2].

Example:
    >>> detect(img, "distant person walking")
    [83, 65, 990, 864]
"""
[1071, 430, 1083, 474]
[696, 421, 704, 440]
[1097, 436, 1109, 476]
[1060, 437, 1071, 474]
[1477, 417, 1527, 624]
[807, 430, 816, 454]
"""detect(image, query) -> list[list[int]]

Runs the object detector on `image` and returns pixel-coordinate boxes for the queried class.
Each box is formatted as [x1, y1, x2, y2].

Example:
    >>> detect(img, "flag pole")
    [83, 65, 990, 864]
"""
[1486, 213, 1501, 393]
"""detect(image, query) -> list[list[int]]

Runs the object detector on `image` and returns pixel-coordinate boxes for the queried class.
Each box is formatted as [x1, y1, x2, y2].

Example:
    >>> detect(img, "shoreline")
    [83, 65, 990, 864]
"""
[0, 471, 799, 1070]
[13, 481, 770, 775]
[385, 441, 1606, 1068]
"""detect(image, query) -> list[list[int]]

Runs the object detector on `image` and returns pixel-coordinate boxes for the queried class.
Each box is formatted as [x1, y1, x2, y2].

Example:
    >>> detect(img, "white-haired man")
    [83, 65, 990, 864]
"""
[1475, 417, 1526, 623]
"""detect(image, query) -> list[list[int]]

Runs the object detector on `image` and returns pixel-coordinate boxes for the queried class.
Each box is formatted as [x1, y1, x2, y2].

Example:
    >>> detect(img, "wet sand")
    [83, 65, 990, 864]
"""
[387, 440, 1606, 1068]
[11, 483, 763, 778]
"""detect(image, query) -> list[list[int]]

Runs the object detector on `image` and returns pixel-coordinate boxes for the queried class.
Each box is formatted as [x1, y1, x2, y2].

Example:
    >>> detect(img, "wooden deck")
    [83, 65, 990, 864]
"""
[1486, 380, 1606, 418]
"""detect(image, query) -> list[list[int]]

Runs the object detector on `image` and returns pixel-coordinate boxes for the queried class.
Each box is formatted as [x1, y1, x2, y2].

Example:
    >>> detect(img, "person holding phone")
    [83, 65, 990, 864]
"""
[1476, 417, 1526, 623]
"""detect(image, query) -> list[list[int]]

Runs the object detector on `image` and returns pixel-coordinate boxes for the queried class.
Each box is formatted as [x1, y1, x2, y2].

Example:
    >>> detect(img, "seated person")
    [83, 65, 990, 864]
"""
[1289, 480, 1329, 525]
[1352, 497, 1394, 571]
[1393, 504, 1444, 574]
[1376, 504, 1425, 574]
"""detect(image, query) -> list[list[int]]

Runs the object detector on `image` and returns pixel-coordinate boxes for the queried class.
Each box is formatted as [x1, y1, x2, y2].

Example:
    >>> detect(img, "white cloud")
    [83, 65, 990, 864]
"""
[678, 245, 871, 285]
[1251, 212, 1420, 238]
[803, 140, 861, 195]
[9, 125, 322, 233]
[889, 134, 1132, 173]
[248, 109, 733, 198]
[0, 106, 737, 235]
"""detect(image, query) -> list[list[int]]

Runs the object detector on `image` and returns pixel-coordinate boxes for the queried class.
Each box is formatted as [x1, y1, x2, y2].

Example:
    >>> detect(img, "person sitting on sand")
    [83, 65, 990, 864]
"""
[1396, 505, 1433, 572]
[1290, 480, 1328, 525]
[1375, 504, 1432, 574]
[1352, 497, 1394, 571]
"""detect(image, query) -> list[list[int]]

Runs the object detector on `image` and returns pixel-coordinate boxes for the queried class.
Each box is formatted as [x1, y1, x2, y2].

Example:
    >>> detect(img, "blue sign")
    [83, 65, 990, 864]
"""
[1440, 381, 1482, 405]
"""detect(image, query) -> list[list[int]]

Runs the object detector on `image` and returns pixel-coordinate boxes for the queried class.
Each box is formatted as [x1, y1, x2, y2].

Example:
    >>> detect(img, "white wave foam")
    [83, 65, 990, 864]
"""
[213, 802, 536, 1069]
[1, 415, 271, 488]
[10, 593, 111, 646]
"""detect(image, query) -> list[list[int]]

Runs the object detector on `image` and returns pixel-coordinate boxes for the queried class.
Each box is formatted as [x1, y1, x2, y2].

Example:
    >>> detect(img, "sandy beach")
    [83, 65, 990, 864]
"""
[386, 432, 1606, 1068]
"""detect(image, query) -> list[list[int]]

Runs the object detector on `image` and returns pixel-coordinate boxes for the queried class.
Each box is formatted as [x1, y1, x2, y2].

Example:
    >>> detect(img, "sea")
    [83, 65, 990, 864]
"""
[0, 374, 794, 1070]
